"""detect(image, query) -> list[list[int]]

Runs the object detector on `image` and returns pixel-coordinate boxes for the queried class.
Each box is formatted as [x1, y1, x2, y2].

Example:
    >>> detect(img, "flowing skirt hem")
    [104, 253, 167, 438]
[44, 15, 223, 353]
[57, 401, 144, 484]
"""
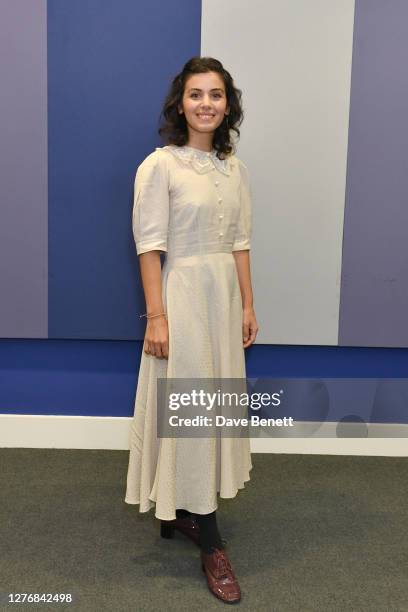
[124, 464, 253, 521]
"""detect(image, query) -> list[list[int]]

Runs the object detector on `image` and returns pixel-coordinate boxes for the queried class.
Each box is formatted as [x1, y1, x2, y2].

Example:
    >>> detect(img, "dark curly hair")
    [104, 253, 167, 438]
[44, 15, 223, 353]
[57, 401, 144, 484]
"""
[158, 57, 244, 159]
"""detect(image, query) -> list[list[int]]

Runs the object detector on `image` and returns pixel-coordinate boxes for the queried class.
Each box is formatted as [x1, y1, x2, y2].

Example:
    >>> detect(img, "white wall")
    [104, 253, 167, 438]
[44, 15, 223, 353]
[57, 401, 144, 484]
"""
[202, 0, 355, 344]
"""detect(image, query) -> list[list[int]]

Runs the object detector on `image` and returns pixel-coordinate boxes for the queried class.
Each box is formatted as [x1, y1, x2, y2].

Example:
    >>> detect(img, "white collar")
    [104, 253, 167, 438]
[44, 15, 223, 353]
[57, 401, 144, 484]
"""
[158, 145, 234, 176]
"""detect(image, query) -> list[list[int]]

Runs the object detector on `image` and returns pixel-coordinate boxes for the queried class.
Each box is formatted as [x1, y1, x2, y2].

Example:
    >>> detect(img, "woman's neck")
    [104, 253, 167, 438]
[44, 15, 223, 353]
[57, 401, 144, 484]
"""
[185, 133, 214, 152]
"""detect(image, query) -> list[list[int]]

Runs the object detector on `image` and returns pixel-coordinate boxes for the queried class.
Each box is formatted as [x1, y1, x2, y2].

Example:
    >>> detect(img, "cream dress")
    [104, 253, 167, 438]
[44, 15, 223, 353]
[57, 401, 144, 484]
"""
[124, 144, 253, 521]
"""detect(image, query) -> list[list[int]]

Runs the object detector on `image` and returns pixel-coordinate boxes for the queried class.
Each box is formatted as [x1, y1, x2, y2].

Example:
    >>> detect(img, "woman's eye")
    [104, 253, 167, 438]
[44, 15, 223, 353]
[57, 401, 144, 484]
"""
[190, 93, 223, 98]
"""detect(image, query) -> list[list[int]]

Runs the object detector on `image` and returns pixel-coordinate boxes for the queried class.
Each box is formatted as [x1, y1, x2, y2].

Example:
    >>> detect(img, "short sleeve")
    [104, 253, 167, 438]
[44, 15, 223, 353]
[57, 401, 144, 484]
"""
[132, 151, 170, 255]
[232, 159, 252, 251]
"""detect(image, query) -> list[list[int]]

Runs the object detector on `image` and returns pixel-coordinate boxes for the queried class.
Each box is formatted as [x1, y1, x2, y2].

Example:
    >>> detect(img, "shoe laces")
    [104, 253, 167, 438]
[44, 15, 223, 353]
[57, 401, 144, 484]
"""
[212, 547, 232, 577]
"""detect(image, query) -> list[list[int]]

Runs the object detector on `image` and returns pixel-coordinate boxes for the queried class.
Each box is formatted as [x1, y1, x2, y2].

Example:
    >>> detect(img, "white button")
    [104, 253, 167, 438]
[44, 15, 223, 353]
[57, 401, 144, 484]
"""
[219, 215, 223, 219]
[218, 198, 222, 203]
[219, 232, 223, 237]
[215, 181, 219, 186]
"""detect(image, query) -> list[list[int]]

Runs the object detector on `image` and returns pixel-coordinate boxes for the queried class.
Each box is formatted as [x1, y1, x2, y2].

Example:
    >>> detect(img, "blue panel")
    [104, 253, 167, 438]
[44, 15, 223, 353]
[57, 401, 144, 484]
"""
[2, 340, 408, 423]
[0, 339, 139, 416]
[0, 0, 48, 339]
[339, 0, 408, 347]
[47, 0, 201, 339]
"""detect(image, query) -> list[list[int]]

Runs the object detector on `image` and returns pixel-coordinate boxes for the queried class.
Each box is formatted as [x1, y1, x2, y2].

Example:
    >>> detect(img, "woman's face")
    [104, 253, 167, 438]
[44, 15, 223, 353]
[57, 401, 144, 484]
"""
[178, 71, 229, 137]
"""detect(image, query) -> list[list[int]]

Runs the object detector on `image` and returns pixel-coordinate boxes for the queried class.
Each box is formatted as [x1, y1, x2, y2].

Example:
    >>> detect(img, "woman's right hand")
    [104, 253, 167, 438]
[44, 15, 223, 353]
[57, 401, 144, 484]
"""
[143, 316, 169, 359]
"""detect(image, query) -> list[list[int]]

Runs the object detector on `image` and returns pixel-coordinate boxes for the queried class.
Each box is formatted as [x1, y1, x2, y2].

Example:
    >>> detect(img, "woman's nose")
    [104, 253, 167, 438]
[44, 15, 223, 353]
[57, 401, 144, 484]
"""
[201, 96, 212, 107]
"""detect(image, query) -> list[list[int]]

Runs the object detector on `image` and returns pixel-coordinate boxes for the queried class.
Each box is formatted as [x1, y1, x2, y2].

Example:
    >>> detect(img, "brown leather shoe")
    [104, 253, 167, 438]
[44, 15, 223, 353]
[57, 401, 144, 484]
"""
[201, 547, 241, 604]
[160, 517, 227, 548]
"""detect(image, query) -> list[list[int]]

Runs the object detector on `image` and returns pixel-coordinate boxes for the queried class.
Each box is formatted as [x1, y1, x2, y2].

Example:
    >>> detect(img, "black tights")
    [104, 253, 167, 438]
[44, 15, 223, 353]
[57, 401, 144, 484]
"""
[175, 508, 223, 553]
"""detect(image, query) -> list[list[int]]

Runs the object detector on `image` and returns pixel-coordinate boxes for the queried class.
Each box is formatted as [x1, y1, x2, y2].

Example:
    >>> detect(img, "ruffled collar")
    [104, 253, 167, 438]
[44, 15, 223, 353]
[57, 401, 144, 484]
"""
[157, 145, 233, 176]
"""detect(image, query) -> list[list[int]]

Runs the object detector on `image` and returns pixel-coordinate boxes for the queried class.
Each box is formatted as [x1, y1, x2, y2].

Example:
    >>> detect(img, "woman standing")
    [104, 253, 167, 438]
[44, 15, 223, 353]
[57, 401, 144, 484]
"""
[125, 56, 258, 604]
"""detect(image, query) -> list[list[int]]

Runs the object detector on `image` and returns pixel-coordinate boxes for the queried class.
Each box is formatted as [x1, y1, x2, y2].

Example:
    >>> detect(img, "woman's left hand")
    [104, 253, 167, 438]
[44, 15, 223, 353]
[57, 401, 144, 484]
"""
[242, 306, 258, 348]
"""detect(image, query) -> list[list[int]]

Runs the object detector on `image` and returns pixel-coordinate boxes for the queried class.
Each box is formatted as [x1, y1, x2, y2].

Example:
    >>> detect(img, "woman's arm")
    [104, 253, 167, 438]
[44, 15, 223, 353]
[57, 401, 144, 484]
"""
[233, 250, 258, 348]
[132, 152, 170, 359]
[233, 250, 253, 308]
[139, 251, 169, 359]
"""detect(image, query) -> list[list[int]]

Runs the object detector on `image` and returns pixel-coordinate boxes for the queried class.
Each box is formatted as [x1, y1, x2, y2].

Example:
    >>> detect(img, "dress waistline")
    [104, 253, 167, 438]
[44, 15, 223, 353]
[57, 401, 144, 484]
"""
[163, 250, 235, 268]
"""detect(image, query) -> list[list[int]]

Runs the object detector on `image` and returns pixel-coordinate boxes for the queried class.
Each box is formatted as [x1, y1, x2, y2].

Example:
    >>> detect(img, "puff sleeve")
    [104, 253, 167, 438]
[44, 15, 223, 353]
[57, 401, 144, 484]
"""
[132, 151, 170, 255]
[232, 159, 252, 251]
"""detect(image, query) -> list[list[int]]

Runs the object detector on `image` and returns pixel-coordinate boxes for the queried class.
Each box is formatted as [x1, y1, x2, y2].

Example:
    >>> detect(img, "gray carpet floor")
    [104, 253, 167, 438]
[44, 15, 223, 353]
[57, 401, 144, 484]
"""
[1, 449, 407, 612]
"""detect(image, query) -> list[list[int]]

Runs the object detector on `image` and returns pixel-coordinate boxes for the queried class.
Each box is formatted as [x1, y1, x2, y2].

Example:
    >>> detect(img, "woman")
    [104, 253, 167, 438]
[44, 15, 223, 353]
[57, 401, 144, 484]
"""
[125, 56, 258, 604]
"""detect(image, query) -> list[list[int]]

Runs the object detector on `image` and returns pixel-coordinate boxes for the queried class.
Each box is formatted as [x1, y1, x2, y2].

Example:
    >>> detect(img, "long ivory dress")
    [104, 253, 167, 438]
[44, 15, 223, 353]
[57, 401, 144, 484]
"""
[124, 144, 253, 521]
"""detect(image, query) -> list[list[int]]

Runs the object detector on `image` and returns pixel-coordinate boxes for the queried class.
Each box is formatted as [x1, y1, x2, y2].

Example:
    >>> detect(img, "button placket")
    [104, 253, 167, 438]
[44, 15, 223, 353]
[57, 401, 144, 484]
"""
[215, 179, 224, 238]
